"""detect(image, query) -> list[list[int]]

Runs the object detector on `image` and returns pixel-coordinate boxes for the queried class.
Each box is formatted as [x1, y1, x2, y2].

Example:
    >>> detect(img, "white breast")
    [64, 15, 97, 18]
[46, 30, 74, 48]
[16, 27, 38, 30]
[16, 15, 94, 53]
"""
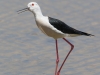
[35, 16, 66, 39]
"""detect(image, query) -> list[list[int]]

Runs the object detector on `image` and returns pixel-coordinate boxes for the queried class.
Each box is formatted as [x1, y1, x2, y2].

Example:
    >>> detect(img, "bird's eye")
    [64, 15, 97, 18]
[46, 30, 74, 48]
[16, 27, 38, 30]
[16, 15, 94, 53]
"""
[32, 4, 34, 6]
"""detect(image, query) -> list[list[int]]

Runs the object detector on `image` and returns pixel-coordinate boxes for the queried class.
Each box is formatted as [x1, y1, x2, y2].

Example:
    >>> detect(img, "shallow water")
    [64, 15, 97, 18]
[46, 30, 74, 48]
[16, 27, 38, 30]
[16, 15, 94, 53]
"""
[0, 0, 100, 75]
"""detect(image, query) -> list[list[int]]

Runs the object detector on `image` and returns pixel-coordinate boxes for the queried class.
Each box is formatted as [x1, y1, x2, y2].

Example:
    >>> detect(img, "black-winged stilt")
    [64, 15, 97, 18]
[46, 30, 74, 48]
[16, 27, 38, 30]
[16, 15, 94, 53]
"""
[17, 2, 94, 75]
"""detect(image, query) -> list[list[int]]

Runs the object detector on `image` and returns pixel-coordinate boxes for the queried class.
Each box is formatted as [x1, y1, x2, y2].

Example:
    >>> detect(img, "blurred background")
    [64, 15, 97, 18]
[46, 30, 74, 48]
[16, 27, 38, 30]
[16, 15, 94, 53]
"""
[0, 0, 100, 75]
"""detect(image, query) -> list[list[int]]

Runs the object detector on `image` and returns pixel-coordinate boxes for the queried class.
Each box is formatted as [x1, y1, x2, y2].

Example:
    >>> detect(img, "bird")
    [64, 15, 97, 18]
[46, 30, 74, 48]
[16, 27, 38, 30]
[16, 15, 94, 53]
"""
[17, 2, 94, 75]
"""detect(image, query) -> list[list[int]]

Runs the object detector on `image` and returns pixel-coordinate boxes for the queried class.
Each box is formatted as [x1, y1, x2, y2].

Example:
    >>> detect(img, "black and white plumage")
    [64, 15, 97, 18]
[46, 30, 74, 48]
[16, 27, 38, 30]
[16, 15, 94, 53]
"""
[17, 2, 94, 75]
[17, 2, 93, 39]
[48, 17, 93, 36]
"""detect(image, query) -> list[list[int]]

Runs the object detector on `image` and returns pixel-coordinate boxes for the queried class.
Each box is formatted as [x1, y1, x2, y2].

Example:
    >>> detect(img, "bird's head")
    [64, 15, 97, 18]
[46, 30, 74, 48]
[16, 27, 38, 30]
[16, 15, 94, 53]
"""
[17, 2, 40, 14]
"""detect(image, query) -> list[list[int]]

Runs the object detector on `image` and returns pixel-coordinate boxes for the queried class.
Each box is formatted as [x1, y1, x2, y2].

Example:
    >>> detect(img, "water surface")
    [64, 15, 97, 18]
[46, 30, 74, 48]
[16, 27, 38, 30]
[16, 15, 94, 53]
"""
[0, 0, 100, 75]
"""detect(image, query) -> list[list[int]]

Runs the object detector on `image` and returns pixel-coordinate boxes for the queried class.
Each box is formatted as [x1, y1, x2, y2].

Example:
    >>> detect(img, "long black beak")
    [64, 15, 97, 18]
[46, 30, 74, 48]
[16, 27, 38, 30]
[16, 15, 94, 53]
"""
[17, 8, 29, 14]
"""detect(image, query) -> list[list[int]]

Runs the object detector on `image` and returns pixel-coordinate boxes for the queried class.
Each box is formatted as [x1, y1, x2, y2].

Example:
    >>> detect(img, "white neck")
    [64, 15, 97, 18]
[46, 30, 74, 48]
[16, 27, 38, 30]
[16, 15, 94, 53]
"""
[32, 7, 43, 18]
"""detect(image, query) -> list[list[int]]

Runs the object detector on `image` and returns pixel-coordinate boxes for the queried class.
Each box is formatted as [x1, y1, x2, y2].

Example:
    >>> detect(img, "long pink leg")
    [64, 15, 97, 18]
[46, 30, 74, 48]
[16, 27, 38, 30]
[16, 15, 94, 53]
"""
[55, 39, 59, 75]
[57, 38, 74, 75]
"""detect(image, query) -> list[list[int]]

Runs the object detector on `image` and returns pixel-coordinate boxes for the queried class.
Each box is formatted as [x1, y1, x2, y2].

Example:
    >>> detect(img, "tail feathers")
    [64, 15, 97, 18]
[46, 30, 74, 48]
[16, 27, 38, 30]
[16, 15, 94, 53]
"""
[81, 32, 94, 36]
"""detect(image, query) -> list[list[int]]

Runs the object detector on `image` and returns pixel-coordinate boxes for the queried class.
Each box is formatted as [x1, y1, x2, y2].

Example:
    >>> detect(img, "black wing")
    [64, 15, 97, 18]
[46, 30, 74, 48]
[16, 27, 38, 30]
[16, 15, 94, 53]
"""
[48, 17, 93, 36]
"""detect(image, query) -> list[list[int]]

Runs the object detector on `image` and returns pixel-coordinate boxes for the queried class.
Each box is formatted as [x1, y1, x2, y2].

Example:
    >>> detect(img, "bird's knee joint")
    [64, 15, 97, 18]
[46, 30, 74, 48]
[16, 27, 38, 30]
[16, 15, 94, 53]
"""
[72, 45, 74, 48]
[56, 59, 59, 63]
[71, 44, 74, 49]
